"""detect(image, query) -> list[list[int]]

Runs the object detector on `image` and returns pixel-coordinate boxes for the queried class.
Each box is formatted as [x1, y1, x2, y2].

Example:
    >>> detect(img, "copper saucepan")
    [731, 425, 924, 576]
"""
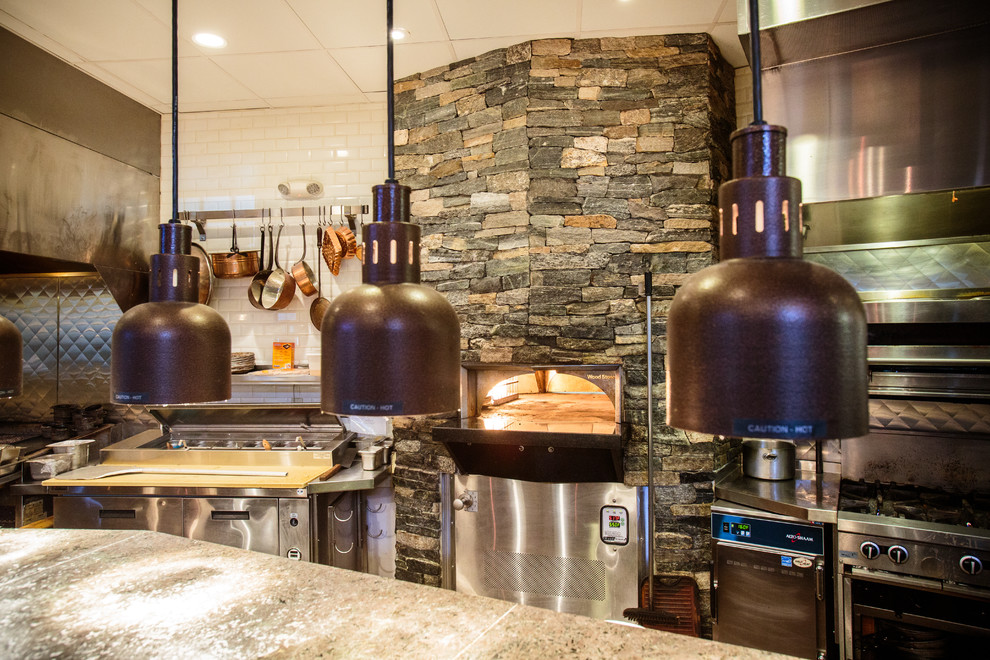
[190, 242, 214, 305]
[310, 206, 332, 330]
[262, 212, 296, 310]
[291, 209, 317, 296]
[210, 218, 259, 278]
[248, 212, 273, 310]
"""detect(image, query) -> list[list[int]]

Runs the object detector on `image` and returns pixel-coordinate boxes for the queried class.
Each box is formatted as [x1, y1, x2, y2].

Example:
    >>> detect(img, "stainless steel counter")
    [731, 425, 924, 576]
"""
[714, 463, 840, 524]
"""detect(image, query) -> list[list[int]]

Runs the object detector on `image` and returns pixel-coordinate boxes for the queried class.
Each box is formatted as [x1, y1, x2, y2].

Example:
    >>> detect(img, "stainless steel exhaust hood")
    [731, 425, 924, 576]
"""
[737, 0, 990, 204]
[0, 27, 160, 312]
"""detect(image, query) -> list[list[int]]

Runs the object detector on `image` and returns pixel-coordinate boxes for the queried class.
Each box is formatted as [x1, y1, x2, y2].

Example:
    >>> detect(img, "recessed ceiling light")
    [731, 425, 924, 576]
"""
[192, 32, 227, 49]
[390, 27, 408, 40]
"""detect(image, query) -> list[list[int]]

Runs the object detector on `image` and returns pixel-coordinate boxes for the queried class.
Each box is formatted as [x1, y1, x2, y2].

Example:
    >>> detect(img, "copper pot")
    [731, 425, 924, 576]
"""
[291, 220, 317, 296]
[210, 220, 259, 278]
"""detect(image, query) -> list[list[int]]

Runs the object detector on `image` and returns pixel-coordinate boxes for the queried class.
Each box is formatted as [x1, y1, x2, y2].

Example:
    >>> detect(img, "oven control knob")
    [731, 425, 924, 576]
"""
[859, 541, 881, 560]
[960, 555, 983, 576]
[888, 545, 909, 564]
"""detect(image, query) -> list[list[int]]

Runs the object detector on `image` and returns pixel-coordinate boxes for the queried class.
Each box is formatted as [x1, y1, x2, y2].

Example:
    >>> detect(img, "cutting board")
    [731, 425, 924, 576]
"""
[43, 464, 340, 489]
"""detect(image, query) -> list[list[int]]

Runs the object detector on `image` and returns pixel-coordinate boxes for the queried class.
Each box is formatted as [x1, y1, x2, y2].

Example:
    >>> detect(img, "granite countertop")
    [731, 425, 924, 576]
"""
[0, 529, 795, 659]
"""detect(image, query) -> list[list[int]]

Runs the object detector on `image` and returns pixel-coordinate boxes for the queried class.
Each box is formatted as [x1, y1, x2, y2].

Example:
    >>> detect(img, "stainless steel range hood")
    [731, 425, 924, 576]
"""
[0, 27, 160, 312]
[738, 0, 990, 204]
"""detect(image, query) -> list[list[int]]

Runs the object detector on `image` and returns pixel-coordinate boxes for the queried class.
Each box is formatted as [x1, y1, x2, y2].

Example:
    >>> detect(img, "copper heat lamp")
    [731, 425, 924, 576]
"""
[111, 0, 231, 405]
[0, 315, 22, 399]
[666, 0, 867, 440]
[320, 0, 460, 416]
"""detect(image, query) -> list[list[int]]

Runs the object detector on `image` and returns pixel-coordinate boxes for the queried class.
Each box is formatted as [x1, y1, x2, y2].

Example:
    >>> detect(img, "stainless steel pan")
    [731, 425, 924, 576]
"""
[262, 212, 297, 310]
[248, 214, 273, 310]
[310, 207, 332, 329]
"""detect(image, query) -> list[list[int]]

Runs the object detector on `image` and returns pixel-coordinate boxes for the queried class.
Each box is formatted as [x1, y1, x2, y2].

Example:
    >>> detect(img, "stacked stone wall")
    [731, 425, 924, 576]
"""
[391, 34, 734, 636]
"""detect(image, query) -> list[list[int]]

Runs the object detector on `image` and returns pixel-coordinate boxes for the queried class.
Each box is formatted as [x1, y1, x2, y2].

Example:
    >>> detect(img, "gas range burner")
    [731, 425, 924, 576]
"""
[839, 479, 990, 531]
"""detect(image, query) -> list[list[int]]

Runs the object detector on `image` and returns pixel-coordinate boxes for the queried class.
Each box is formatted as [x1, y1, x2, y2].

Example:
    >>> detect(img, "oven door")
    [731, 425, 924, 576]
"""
[842, 567, 990, 658]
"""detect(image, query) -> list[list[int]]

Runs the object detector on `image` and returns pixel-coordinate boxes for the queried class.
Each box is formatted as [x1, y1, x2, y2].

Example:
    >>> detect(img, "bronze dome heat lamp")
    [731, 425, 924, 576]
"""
[666, 0, 868, 441]
[111, 0, 231, 405]
[320, 0, 460, 416]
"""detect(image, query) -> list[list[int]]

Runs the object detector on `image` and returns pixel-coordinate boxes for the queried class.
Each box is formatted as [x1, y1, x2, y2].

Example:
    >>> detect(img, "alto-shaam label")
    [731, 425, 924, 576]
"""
[732, 419, 825, 439]
[114, 392, 149, 403]
[343, 401, 403, 414]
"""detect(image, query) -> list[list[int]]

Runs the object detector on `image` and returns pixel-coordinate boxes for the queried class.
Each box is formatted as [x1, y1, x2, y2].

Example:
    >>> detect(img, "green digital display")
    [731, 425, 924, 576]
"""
[731, 522, 751, 534]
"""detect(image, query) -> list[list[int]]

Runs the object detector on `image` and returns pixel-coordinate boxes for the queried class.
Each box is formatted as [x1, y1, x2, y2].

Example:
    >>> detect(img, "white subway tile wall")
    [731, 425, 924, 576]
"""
[735, 67, 754, 128]
[160, 103, 387, 368]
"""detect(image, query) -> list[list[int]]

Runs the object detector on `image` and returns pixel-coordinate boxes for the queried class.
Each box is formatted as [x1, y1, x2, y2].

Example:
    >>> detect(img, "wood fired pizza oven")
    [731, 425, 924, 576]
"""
[433, 364, 624, 482]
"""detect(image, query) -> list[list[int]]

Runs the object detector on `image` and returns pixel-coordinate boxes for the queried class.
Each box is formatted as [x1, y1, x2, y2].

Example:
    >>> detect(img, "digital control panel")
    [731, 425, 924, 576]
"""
[712, 511, 825, 556]
[600, 505, 629, 545]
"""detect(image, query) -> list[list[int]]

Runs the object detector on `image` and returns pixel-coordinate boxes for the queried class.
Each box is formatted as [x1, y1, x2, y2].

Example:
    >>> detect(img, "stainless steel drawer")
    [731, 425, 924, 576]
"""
[55, 496, 183, 535]
[182, 498, 279, 555]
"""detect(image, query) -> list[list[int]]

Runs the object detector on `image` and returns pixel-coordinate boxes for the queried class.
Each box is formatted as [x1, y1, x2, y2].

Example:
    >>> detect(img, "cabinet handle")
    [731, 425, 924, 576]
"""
[211, 510, 250, 521]
[99, 509, 136, 519]
[816, 559, 825, 600]
[711, 578, 718, 621]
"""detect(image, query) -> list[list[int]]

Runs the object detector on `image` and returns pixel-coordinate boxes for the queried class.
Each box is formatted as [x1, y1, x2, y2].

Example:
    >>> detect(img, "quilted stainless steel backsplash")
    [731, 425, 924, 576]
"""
[805, 241, 990, 292]
[0, 275, 121, 421]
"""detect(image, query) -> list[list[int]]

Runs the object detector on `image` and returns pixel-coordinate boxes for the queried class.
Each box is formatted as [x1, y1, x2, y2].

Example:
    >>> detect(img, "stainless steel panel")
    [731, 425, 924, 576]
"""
[278, 498, 310, 562]
[760, 22, 989, 203]
[713, 541, 823, 659]
[866, 399, 990, 435]
[0, 113, 157, 311]
[805, 242, 990, 292]
[182, 498, 280, 555]
[453, 474, 640, 620]
[328, 491, 361, 570]
[58, 276, 116, 405]
[0, 277, 58, 421]
[842, 429, 990, 492]
[54, 496, 182, 535]
[0, 27, 160, 175]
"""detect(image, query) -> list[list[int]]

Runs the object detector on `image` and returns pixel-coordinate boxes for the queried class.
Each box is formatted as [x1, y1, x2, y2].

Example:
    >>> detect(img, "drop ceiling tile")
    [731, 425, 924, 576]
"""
[212, 50, 362, 101]
[136, 0, 322, 54]
[96, 57, 262, 110]
[581, 0, 725, 31]
[436, 0, 580, 40]
[1, 0, 170, 61]
[289, 0, 448, 48]
[332, 42, 455, 92]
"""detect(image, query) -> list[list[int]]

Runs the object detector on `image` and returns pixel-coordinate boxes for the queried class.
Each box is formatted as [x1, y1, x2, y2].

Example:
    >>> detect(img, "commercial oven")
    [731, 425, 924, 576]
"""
[712, 500, 834, 659]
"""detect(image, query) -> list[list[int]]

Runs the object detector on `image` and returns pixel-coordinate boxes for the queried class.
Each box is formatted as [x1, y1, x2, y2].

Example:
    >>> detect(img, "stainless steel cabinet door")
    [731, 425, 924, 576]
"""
[713, 541, 822, 659]
[182, 498, 279, 555]
[55, 496, 183, 535]
[454, 475, 640, 620]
